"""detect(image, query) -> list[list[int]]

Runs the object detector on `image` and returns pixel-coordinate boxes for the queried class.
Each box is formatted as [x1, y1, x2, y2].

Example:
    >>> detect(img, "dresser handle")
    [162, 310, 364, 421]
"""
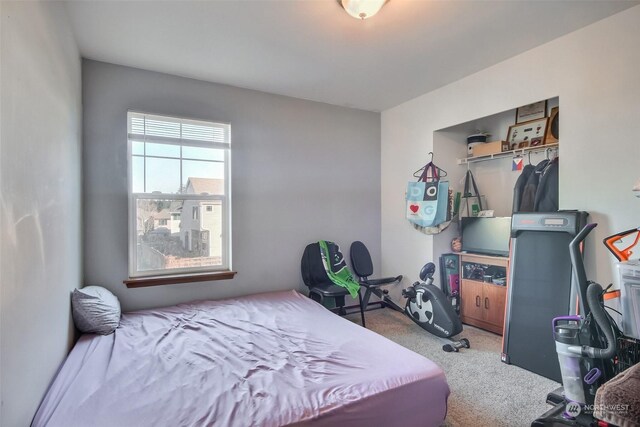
[476, 296, 480, 307]
[485, 297, 489, 309]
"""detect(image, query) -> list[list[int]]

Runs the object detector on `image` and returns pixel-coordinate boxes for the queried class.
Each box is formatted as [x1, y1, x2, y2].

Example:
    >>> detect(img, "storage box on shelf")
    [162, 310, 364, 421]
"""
[470, 140, 509, 157]
[617, 261, 640, 340]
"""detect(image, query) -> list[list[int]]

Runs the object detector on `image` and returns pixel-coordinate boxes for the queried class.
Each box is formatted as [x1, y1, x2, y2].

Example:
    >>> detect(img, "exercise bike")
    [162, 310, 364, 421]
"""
[402, 262, 469, 352]
[349, 241, 469, 352]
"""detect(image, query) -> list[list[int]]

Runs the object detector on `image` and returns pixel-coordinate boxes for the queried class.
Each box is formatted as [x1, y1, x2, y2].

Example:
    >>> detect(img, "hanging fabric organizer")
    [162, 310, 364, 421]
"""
[406, 153, 452, 235]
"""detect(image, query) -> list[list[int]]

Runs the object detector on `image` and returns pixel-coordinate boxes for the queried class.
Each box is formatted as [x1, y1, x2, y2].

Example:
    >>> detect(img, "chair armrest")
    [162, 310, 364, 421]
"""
[362, 275, 403, 287]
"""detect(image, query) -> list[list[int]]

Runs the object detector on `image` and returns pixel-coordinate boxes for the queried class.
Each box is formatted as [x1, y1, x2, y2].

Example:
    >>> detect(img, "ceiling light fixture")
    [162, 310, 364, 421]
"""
[339, 0, 388, 20]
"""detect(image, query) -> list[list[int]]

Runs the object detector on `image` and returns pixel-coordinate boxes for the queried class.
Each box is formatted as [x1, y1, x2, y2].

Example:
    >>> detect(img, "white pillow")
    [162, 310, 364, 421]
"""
[72, 286, 121, 335]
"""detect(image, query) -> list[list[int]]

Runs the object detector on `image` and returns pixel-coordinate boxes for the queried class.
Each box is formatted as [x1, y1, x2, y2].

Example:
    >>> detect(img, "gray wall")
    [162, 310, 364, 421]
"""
[381, 6, 640, 291]
[83, 60, 381, 311]
[0, 2, 82, 425]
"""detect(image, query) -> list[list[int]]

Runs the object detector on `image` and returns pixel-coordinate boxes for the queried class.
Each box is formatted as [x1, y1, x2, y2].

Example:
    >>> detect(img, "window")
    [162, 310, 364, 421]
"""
[127, 111, 231, 279]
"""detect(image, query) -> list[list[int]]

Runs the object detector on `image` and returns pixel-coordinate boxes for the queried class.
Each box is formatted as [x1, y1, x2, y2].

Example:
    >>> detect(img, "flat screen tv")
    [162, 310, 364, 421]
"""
[461, 217, 511, 257]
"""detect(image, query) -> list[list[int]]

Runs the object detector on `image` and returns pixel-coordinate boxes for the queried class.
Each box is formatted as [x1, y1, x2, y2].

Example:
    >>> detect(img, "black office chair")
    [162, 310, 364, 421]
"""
[350, 241, 403, 326]
[301, 243, 366, 326]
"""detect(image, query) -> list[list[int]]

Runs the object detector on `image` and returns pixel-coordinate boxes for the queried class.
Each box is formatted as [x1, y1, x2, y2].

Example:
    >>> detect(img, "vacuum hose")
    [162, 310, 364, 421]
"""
[571, 282, 617, 359]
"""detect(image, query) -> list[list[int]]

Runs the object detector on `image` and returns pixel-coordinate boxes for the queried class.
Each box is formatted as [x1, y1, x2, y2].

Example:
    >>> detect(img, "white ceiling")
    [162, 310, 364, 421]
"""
[64, 0, 638, 112]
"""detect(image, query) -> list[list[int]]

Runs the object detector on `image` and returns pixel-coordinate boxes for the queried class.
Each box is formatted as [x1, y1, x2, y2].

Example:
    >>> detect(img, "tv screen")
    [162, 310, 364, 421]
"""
[461, 217, 511, 257]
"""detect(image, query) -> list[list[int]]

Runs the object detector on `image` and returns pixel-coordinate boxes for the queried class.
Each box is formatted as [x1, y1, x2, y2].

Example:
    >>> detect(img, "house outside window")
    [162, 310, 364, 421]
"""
[127, 111, 231, 278]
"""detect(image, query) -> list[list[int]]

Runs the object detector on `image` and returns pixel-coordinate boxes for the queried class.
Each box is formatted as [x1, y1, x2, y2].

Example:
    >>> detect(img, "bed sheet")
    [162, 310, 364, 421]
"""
[32, 290, 449, 426]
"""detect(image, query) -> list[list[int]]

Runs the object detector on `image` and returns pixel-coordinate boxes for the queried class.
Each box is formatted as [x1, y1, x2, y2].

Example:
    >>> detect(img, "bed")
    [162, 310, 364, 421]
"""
[33, 290, 449, 426]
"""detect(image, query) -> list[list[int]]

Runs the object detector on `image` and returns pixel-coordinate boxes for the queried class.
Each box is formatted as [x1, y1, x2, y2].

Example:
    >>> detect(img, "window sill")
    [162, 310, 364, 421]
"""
[124, 271, 237, 288]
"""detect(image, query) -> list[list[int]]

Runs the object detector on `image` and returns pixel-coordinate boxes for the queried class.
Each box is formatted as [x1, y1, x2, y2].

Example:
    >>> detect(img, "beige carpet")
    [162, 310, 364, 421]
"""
[346, 308, 559, 427]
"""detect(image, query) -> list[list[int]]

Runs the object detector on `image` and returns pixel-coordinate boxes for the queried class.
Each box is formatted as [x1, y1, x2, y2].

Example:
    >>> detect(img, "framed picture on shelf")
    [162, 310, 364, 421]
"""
[506, 117, 549, 149]
[515, 100, 547, 123]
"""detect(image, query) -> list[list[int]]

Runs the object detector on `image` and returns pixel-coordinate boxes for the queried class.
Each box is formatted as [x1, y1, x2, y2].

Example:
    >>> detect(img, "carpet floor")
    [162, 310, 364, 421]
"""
[346, 308, 559, 427]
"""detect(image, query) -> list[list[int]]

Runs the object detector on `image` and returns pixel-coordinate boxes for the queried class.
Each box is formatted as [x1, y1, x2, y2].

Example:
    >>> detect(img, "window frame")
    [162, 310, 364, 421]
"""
[126, 110, 232, 280]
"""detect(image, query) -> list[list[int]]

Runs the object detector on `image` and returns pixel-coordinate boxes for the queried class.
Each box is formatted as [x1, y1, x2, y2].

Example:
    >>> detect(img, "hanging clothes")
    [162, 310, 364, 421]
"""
[512, 163, 535, 213]
[534, 157, 559, 212]
[519, 159, 549, 212]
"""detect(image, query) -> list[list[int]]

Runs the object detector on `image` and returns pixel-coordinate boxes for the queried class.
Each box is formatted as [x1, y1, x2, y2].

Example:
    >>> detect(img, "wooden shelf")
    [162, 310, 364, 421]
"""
[458, 252, 509, 265]
[457, 142, 558, 165]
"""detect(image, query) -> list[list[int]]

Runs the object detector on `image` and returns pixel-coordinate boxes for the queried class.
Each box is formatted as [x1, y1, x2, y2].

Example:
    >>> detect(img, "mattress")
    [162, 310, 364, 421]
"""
[33, 290, 449, 426]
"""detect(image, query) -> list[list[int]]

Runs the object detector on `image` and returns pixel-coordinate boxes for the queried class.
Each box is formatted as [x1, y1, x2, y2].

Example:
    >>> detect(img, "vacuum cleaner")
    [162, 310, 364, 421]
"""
[551, 282, 617, 409]
[401, 263, 468, 352]
[533, 224, 621, 426]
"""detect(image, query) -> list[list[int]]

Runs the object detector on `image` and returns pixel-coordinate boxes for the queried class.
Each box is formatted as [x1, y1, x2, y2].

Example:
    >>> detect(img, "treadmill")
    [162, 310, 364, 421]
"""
[501, 211, 588, 382]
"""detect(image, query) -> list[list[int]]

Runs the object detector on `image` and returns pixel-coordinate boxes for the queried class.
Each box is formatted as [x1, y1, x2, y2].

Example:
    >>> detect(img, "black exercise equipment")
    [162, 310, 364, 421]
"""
[350, 242, 469, 350]
[349, 241, 403, 327]
[301, 242, 366, 326]
[502, 211, 588, 382]
[443, 338, 470, 353]
[402, 262, 464, 339]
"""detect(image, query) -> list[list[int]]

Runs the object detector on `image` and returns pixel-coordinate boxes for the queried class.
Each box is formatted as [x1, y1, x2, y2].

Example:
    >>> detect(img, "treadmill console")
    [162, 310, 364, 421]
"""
[542, 217, 567, 227]
[511, 212, 583, 235]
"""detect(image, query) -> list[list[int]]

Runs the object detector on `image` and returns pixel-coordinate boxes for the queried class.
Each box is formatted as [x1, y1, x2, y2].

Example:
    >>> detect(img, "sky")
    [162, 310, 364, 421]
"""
[131, 142, 225, 193]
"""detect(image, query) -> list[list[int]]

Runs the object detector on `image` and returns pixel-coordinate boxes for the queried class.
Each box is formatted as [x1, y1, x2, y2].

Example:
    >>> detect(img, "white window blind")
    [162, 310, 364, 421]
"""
[128, 112, 230, 147]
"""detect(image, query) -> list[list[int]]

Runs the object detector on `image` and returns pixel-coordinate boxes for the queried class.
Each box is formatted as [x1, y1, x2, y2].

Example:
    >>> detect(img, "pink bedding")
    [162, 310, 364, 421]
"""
[33, 290, 449, 426]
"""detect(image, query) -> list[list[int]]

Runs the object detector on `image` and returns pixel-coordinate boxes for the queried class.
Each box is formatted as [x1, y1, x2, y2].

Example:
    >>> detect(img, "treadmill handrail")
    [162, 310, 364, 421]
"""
[569, 223, 597, 317]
